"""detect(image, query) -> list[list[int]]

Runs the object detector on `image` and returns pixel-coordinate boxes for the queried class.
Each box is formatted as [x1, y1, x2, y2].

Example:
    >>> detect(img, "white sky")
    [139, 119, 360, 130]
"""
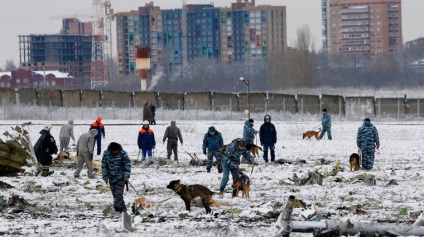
[1, 0, 423, 66]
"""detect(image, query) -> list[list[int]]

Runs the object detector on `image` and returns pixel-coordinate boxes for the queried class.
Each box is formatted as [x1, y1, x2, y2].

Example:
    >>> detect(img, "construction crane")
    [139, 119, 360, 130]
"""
[51, 0, 114, 90]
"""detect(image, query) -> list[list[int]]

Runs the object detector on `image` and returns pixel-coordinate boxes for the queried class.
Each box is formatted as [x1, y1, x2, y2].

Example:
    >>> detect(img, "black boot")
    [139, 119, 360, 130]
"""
[271, 150, 275, 162]
[263, 151, 269, 163]
[217, 164, 223, 173]
[206, 167, 211, 173]
[232, 185, 237, 198]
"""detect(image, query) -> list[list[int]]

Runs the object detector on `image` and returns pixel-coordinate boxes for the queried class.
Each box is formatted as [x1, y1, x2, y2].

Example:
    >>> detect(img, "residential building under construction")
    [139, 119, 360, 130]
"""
[18, 34, 92, 87]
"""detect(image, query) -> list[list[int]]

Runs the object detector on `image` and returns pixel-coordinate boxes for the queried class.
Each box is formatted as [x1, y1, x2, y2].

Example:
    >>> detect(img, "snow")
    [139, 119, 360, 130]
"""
[32, 70, 73, 78]
[1, 119, 424, 236]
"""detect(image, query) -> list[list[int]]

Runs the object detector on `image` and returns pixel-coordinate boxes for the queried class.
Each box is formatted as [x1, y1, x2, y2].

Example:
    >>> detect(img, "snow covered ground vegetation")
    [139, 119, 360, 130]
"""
[1, 119, 424, 236]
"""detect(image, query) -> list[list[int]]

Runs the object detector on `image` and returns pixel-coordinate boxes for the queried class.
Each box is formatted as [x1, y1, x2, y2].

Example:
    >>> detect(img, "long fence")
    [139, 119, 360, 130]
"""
[0, 88, 423, 121]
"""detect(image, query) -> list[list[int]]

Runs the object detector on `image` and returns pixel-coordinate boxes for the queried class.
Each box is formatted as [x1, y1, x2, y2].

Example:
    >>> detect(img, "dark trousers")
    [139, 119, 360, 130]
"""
[94, 137, 102, 155]
[167, 139, 178, 161]
[361, 148, 375, 170]
[110, 180, 126, 213]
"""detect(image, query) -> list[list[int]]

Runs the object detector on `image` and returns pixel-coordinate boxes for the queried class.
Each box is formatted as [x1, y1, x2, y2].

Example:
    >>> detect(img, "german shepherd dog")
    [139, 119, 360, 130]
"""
[349, 153, 361, 171]
[220, 144, 263, 158]
[303, 128, 321, 140]
[233, 172, 250, 198]
[167, 180, 217, 214]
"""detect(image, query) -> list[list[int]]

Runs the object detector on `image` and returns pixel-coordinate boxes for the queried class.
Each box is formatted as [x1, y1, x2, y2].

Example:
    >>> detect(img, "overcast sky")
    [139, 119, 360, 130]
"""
[1, 0, 423, 67]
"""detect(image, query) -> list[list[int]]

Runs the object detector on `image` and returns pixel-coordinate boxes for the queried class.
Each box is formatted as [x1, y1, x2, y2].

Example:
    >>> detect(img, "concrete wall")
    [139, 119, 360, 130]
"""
[322, 95, 345, 115]
[102, 91, 131, 108]
[62, 90, 81, 107]
[19, 88, 37, 105]
[267, 93, 296, 114]
[184, 92, 211, 110]
[376, 98, 405, 118]
[37, 89, 62, 107]
[158, 92, 183, 110]
[212, 93, 237, 111]
[405, 98, 424, 116]
[82, 90, 100, 108]
[239, 92, 267, 113]
[0, 88, 16, 104]
[297, 94, 320, 114]
[345, 97, 375, 118]
[133, 92, 157, 108]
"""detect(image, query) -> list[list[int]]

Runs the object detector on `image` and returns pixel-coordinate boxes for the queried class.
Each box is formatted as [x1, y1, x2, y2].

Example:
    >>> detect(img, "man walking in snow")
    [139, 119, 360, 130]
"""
[259, 115, 277, 162]
[219, 138, 257, 196]
[319, 108, 332, 140]
[357, 118, 380, 170]
[59, 120, 75, 151]
[138, 120, 156, 161]
[34, 123, 58, 177]
[102, 142, 131, 220]
[163, 121, 183, 162]
[74, 129, 98, 179]
[150, 101, 156, 125]
[90, 117, 105, 155]
[243, 119, 257, 149]
[202, 126, 223, 173]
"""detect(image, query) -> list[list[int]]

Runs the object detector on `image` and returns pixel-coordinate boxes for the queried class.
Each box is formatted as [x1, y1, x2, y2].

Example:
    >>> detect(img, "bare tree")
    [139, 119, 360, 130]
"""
[292, 25, 316, 88]
[4, 59, 17, 71]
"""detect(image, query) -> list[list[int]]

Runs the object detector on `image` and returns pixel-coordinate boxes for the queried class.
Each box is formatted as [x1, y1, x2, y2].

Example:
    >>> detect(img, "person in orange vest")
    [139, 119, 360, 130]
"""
[90, 117, 105, 155]
[138, 120, 156, 161]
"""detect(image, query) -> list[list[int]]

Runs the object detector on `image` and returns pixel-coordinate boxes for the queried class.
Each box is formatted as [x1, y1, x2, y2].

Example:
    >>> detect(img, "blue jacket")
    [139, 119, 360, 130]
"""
[259, 115, 277, 145]
[202, 131, 224, 152]
[138, 127, 156, 150]
[222, 138, 255, 168]
[150, 102, 156, 116]
[90, 122, 105, 140]
[102, 143, 131, 184]
[322, 113, 331, 128]
[357, 121, 380, 150]
[243, 120, 257, 145]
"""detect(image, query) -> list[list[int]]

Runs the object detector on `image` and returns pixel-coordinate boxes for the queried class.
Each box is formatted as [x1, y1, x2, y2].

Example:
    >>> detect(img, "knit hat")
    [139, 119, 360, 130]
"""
[364, 118, 371, 122]
[239, 139, 246, 147]
[322, 108, 327, 113]
[43, 123, 52, 131]
[208, 126, 216, 133]
[108, 142, 121, 152]
[249, 119, 254, 123]
[143, 120, 149, 125]
[68, 120, 74, 125]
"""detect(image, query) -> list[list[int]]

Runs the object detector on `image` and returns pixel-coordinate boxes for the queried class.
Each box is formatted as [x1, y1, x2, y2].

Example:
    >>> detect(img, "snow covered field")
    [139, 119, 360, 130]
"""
[1, 119, 424, 236]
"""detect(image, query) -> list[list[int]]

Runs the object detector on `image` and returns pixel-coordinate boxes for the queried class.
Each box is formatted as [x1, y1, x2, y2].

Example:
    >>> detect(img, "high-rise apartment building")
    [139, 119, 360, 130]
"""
[322, 0, 402, 57]
[116, 0, 287, 75]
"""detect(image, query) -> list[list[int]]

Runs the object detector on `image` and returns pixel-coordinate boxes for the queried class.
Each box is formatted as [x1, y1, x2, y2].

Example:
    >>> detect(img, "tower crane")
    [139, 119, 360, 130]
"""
[51, 0, 114, 89]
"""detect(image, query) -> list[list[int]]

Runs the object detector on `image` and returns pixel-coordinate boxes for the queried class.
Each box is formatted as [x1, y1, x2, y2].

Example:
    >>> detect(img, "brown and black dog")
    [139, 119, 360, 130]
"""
[220, 144, 263, 158]
[303, 128, 321, 140]
[167, 180, 216, 214]
[349, 153, 361, 171]
[233, 172, 250, 198]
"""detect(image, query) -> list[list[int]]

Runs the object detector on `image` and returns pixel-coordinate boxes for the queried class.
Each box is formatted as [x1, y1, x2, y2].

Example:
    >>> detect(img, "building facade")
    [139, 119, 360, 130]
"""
[116, 0, 287, 75]
[322, 0, 402, 57]
[18, 34, 92, 85]
[0, 69, 74, 89]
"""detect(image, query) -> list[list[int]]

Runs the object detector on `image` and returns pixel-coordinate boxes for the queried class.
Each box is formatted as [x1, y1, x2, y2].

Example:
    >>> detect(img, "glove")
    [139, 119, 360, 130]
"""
[358, 146, 362, 150]
[234, 164, 239, 169]
[104, 180, 109, 185]
[376, 145, 380, 149]
[124, 177, 129, 182]
[153, 146, 156, 149]
[251, 162, 258, 166]
[203, 150, 207, 155]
